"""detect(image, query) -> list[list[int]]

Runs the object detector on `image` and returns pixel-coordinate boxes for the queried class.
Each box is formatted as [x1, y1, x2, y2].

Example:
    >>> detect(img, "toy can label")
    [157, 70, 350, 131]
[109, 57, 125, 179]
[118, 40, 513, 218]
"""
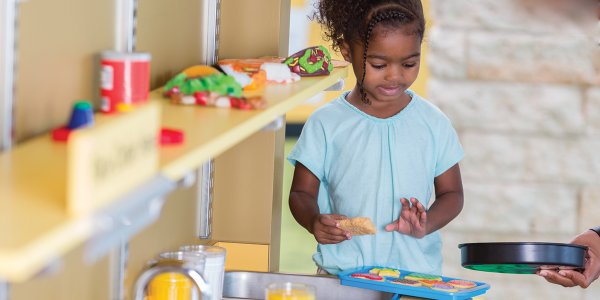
[101, 65, 113, 90]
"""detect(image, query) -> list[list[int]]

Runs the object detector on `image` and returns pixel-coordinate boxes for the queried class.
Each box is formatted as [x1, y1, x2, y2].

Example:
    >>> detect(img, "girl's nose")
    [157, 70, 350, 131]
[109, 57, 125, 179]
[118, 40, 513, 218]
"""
[384, 67, 403, 82]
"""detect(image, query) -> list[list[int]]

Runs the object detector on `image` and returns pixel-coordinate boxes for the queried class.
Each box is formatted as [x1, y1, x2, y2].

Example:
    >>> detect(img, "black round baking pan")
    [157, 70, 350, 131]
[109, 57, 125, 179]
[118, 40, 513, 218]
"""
[458, 242, 588, 274]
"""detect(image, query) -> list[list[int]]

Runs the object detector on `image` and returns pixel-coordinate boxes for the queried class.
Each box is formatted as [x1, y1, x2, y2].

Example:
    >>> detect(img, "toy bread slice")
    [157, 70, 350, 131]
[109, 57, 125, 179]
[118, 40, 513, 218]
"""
[338, 217, 377, 236]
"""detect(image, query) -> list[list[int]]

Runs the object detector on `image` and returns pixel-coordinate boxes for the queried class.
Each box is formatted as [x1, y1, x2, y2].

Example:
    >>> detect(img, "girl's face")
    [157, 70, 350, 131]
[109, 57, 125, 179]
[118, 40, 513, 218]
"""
[343, 27, 421, 105]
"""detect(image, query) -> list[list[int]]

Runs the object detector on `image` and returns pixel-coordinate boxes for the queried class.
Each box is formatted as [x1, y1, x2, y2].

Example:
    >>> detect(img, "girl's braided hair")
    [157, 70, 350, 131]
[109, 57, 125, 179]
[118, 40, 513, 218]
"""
[311, 0, 425, 104]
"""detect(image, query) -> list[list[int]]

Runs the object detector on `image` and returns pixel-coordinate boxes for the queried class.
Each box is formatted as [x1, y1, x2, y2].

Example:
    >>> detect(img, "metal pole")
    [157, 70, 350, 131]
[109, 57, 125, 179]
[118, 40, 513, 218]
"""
[111, 238, 129, 300]
[0, 280, 9, 300]
[115, 0, 137, 52]
[0, 0, 18, 151]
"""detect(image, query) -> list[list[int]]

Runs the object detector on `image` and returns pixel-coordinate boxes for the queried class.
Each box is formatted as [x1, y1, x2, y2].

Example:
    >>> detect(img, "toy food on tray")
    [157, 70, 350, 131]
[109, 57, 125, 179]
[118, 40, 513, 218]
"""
[349, 273, 385, 282]
[448, 280, 476, 289]
[404, 273, 443, 281]
[162, 69, 266, 110]
[370, 268, 401, 278]
[391, 279, 422, 287]
[431, 284, 458, 292]
[283, 46, 333, 76]
[420, 279, 445, 287]
[338, 217, 377, 236]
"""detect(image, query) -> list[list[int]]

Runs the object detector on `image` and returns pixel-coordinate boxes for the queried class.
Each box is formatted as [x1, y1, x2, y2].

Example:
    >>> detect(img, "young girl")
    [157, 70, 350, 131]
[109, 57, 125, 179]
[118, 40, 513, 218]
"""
[287, 0, 465, 276]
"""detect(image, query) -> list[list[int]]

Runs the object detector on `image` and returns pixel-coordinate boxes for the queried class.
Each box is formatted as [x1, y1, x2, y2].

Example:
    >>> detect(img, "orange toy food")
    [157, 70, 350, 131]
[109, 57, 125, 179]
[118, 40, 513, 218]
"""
[182, 65, 220, 77]
[244, 70, 267, 91]
[338, 217, 377, 236]
[332, 60, 351, 68]
[420, 280, 445, 287]
[448, 280, 476, 289]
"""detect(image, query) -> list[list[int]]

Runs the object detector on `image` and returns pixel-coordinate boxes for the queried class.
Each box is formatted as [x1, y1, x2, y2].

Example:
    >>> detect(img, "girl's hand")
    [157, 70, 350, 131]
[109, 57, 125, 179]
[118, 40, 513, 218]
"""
[384, 197, 427, 239]
[310, 214, 352, 244]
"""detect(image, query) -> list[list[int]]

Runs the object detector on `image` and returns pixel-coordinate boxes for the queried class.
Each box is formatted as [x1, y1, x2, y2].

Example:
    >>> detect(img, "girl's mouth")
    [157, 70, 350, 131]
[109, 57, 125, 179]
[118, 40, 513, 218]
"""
[378, 86, 401, 96]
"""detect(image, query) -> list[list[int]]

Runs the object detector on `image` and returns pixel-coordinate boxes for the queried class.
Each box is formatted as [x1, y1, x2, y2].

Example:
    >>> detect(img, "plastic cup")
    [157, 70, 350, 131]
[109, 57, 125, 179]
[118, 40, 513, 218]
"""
[179, 245, 226, 300]
[147, 251, 206, 300]
[266, 282, 316, 300]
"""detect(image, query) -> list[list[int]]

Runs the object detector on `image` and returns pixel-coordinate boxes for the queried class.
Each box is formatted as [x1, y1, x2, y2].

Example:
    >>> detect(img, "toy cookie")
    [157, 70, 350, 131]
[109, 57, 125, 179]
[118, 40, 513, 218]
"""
[420, 280, 445, 287]
[350, 273, 385, 282]
[431, 284, 458, 292]
[390, 279, 422, 287]
[448, 280, 476, 289]
[378, 268, 401, 278]
[283, 46, 333, 76]
[369, 268, 381, 274]
[338, 217, 377, 236]
[404, 273, 442, 281]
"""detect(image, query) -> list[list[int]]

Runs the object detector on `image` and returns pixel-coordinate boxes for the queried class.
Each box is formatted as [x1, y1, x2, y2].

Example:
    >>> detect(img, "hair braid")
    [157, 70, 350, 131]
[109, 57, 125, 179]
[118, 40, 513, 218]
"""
[360, 11, 408, 105]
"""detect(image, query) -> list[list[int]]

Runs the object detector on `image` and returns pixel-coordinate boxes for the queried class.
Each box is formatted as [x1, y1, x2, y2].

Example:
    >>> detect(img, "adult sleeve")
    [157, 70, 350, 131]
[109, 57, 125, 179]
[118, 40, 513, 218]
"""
[287, 117, 327, 181]
[435, 117, 465, 177]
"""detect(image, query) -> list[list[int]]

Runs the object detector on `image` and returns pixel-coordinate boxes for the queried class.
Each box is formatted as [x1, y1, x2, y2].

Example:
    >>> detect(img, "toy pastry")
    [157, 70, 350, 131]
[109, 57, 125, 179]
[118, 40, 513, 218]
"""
[283, 46, 333, 76]
[338, 217, 377, 236]
[430, 284, 458, 292]
[420, 280, 445, 287]
[447, 280, 476, 289]
[390, 279, 422, 287]
[349, 273, 385, 281]
[404, 273, 442, 281]
[369, 268, 381, 274]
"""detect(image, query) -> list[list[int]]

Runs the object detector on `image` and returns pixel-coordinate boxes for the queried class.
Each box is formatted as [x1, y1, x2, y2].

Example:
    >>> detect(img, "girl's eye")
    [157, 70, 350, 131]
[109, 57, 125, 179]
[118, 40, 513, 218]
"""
[404, 62, 417, 68]
[370, 64, 386, 70]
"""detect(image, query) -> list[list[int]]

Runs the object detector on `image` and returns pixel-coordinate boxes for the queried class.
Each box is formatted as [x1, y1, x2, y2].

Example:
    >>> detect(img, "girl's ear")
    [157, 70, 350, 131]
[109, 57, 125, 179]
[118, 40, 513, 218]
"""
[340, 41, 351, 62]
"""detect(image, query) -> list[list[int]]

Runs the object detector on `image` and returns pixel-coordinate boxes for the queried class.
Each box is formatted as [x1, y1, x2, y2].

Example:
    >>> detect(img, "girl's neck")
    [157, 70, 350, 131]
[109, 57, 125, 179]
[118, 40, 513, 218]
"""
[345, 85, 412, 119]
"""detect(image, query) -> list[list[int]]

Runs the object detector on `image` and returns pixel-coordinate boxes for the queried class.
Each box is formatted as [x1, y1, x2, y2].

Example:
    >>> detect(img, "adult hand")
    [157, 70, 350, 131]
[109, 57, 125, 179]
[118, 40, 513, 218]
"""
[310, 214, 352, 244]
[384, 197, 427, 239]
[538, 230, 600, 288]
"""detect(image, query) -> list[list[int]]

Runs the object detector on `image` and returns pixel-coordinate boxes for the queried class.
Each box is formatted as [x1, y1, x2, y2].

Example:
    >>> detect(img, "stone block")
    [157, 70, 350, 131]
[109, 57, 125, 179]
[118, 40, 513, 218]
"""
[459, 132, 600, 185]
[586, 87, 600, 136]
[578, 186, 600, 233]
[443, 182, 578, 235]
[427, 27, 466, 79]
[468, 31, 597, 85]
[429, 0, 596, 36]
[427, 79, 584, 136]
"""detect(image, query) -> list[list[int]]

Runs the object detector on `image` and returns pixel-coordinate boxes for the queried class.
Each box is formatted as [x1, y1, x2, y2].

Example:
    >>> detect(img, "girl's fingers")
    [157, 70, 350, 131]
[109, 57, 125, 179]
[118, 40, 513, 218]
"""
[385, 221, 399, 232]
[419, 211, 427, 229]
[318, 215, 339, 227]
[330, 214, 350, 220]
[400, 198, 410, 211]
[538, 270, 577, 287]
[324, 226, 348, 237]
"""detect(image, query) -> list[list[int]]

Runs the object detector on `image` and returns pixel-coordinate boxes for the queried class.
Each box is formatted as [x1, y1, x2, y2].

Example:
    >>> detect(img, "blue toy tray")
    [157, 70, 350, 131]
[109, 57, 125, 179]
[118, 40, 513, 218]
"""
[338, 266, 490, 300]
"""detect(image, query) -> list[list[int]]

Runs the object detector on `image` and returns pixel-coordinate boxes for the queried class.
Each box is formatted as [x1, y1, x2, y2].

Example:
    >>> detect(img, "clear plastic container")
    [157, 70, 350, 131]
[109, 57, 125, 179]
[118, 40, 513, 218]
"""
[148, 251, 206, 300]
[179, 245, 226, 300]
[266, 282, 316, 300]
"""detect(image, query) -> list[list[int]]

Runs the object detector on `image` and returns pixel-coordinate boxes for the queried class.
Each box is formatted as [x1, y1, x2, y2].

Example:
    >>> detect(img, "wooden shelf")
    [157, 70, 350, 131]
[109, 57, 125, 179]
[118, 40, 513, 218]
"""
[0, 66, 348, 282]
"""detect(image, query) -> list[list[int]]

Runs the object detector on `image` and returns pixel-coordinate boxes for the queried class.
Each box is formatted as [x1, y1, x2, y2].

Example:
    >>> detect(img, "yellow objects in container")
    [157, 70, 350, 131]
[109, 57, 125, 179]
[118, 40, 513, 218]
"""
[266, 283, 315, 300]
[148, 273, 193, 300]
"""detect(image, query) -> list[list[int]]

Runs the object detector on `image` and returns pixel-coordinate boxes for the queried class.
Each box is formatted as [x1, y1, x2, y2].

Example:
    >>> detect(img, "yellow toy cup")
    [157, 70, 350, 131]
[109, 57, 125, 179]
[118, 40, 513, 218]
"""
[147, 251, 206, 300]
[265, 282, 316, 300]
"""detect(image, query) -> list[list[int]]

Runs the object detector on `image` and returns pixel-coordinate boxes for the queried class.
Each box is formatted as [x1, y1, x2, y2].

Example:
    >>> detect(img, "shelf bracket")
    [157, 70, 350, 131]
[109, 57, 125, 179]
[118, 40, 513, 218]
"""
[197, 157, 214, 239]
[83, 175, 176, 263]
[110, 239, 128, 300]
[324, 78, 345, 92]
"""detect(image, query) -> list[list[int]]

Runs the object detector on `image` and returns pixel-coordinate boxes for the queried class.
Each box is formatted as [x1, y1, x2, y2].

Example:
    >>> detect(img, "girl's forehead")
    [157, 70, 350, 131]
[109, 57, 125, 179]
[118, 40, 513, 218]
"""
[362, 30, 421, 58]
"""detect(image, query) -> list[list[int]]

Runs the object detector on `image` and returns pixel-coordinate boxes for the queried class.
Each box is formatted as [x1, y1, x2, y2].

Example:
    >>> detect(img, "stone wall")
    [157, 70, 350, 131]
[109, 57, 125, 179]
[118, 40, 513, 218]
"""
[427, 0, 600, 299]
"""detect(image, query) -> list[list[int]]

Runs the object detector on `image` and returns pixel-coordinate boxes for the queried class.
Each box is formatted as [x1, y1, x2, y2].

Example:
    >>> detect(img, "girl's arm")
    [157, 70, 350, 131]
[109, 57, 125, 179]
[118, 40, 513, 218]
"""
[289, 162, 351, 244]
[426, 163, 464, 234]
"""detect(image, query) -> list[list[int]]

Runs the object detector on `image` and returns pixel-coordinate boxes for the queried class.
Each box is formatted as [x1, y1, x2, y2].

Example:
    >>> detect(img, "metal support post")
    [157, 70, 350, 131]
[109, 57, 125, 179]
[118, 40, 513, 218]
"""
[0, 0, 18, 151]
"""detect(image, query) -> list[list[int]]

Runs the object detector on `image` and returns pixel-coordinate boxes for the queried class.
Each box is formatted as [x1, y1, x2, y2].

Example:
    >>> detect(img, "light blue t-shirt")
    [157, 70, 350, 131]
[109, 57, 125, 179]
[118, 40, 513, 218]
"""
[287, 90, 464, 275]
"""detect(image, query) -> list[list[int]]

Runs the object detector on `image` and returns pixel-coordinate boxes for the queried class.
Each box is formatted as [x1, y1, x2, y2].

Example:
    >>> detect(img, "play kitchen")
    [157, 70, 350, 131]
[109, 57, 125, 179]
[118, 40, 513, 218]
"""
[0, 1, 590, 300]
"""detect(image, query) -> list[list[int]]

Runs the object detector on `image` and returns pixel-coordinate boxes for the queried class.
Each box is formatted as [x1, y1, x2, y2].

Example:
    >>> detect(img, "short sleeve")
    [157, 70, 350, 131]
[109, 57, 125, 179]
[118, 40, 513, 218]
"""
[434, 117, 465, 177]
[287, 117, 327, 181]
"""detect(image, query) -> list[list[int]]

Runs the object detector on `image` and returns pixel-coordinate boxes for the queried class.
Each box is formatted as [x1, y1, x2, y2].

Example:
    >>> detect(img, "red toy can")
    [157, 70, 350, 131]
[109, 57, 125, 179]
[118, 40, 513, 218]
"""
[100, 51, 151, 113]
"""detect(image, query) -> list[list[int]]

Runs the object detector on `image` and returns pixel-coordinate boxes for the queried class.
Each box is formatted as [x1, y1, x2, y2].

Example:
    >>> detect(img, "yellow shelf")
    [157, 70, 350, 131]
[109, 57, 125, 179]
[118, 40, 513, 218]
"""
[159, 66, 348, 181]
[0, 66, 348, 282]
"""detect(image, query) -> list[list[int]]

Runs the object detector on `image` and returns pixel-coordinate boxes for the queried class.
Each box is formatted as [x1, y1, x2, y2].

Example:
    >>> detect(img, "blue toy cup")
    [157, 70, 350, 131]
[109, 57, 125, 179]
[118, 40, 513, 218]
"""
[67, 101, 95, 129]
